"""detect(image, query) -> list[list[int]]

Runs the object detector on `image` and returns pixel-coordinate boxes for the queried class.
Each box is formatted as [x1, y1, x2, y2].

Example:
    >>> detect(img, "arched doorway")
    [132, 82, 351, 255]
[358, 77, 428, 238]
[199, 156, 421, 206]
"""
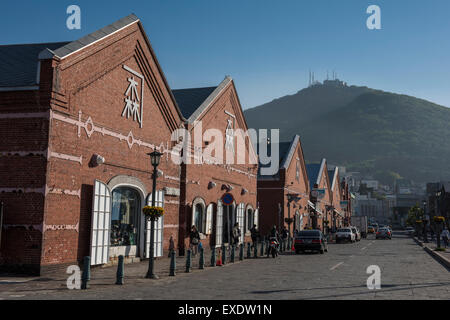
[110, 186, 143, 258]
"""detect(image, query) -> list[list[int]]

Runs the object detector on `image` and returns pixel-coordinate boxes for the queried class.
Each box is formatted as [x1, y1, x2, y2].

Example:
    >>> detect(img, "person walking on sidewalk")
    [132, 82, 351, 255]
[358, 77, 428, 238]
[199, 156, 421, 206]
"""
[232, 223, 241, 246]
[168, 234, 175, 257]
[441, 227, 450, 248]
[250, 224, 259, 248]
[190, 225, 200, 256]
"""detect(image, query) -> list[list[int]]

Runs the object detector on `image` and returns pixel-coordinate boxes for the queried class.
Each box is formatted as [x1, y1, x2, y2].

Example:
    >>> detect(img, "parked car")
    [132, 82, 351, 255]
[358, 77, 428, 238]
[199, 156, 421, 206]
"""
[335, 228, 356, 243]
[376, 227, 392, 240]
[351, 227, 361, 241]
[294, 230, 328, 254]
[405, 227, 415, 235]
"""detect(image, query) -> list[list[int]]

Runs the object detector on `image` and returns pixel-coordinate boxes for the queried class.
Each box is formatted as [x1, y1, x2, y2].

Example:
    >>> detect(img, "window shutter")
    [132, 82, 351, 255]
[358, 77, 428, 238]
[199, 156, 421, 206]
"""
[254, 208, 259, 229]
[206, 204, 213, 235]
[90, 180, 112, 265]
[215, 200, 223, 247]
[236, 203, 245, 244]
[145, 191, 164, 258]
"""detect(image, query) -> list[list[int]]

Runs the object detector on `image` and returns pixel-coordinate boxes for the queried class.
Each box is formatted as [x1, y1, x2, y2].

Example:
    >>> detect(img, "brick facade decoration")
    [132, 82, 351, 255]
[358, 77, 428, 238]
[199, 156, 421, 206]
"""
[257, 135, 310, 238]
[172, 77, 258, 253]
[0, 15, 186, 275]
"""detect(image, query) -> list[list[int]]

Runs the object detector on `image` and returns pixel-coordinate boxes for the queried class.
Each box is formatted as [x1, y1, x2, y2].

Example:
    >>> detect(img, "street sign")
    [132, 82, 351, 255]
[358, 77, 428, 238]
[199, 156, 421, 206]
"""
[221, 193, 234, 206]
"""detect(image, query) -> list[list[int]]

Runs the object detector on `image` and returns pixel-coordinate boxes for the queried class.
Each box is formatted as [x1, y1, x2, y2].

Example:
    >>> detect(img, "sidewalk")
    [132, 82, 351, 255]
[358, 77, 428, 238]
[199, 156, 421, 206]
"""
[413, 237, 450, 270]
[0, 244, 282, 297]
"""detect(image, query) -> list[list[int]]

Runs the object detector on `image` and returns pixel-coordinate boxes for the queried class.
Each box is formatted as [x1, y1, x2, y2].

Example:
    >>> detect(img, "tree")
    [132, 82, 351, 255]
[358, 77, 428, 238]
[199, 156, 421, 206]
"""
[406, 205, 424, 226]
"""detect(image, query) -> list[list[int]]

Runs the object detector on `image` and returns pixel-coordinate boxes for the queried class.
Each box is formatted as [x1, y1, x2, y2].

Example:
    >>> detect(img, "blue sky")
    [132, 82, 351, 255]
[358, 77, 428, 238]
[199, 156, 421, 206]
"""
[1, 0, 449, 109]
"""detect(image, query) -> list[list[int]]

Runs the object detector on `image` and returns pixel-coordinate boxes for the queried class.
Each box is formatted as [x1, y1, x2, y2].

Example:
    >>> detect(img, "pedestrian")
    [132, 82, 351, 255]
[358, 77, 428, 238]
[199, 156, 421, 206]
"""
[293, 229, 299, 239]
[168, 234, 175, 257]
[190, 225, 200, 256]
[250, 224, 259, 248]
[232, 223, 241, 246]
[441, 227, 450, 248]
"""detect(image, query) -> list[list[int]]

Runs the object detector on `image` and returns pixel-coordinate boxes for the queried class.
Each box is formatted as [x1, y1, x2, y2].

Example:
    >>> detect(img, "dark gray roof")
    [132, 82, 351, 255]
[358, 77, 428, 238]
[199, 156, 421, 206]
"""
[307, 164, 321, 189]
[0, 42, 69, 87]
[0, 14, 140, 89]
[51, 14, 139, 58]
[172, 86, 218, 119]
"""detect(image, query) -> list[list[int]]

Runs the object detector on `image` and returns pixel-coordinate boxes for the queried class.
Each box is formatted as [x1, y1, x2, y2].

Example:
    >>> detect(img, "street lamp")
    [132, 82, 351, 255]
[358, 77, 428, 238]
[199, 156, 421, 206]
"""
[146, 150, 163, 279]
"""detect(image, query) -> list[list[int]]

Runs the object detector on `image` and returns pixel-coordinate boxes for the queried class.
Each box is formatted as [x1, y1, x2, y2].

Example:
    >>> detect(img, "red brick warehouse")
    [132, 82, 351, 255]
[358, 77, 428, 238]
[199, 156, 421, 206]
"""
[257, 135, 310, 238]
[0, 15, 184, 275]
[0, 14, 260, 275]
[172, 77, 259, 253]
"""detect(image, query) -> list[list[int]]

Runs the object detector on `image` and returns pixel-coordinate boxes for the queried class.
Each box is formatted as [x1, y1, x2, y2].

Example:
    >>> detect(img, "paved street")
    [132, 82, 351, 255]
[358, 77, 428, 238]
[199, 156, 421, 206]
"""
[1, 231, 449, 300]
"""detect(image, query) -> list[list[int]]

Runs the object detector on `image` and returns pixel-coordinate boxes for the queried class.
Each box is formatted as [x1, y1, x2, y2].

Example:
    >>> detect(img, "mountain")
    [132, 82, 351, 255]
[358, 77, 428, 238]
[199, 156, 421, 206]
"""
[244, 80, 450, 185]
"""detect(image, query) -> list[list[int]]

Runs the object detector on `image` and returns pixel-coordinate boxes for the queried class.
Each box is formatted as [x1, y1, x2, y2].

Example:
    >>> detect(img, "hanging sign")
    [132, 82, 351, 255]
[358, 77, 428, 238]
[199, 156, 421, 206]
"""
[221, 193, 234, 206]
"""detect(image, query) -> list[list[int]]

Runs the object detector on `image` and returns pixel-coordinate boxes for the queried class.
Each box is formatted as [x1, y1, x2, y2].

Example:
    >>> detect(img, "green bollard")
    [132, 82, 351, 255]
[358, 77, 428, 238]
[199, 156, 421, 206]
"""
[211, 247, 216, 267]
[199, 247, 205, 269]
[230, 245, 235, 263]
[81, 256, 90, 290]
[247, 243, 251, 259]
[115, 255, 124, 285]
[222, 244, 226, 265]
[253, 242, 258, 258]
[169, 250, 176, 276]
[239, 244, 244, 261]
[185, 249, 191, 273]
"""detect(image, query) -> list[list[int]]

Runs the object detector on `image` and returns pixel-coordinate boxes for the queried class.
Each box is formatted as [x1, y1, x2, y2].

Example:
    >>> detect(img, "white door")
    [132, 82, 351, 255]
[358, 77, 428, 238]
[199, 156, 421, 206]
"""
[90, 180, 112, 265]
[215, 200, 223, 247]
[145, 191, 164, 258]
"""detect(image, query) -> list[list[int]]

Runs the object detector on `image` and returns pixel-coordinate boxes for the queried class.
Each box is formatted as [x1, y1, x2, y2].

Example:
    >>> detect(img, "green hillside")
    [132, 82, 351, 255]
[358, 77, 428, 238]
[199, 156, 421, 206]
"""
[244, 81, 450, 184]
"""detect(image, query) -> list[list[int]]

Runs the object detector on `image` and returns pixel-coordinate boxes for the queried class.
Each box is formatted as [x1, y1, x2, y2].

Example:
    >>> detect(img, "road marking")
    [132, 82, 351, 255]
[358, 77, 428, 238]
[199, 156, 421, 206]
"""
[330, 262, 344, 270]
[361, 247, 367, 250]
[9, 295, 25, 298]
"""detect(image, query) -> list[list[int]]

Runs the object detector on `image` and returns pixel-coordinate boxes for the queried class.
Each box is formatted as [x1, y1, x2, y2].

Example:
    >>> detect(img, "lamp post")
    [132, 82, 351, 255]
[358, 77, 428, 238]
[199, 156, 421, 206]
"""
[146, 150, 162, 279]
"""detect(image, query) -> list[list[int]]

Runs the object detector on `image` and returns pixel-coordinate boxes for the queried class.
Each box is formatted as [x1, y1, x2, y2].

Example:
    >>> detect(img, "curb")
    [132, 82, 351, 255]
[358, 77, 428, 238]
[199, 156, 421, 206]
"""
[413, 237, 450, 270]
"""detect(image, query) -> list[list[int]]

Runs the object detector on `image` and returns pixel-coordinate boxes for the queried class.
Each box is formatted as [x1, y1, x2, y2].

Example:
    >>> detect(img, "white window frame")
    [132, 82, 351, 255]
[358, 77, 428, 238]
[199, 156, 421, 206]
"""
[145, 190, 164, 258]
[90, 180, 112, 266]
[191, 197, 207, 234]
[216, 200, 223, 247]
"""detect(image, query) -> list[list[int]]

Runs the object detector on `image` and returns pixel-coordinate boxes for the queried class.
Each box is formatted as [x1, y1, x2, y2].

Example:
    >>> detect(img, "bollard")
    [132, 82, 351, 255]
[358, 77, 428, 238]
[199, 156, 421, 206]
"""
[199, 247, 205, 269]
[115, 255, 124, 285]
[81, 256, 90, 290]
[260, 240, 264, 256]
[239, 244, 244, 261]
[185, 249, 191, 273]
[169, 250, 176, 276]
[247, 243, 251, 259]
[230, 245, 235, 263]
[221, 244, 226, 265]
[253, 242, 258, 258]
[210, 247, 216, 267]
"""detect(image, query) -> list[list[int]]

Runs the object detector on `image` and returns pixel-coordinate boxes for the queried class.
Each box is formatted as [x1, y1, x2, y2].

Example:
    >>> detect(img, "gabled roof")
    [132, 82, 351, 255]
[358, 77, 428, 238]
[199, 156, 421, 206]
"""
[172, 86, 218, 119]
[280, 135, 300, 170]
[257, 140, 291, 178]
[40, 14, 140, 59]
[306, 158, 326, 189]
[0, 14, 140, 89]
[0, 42, 70, 88]
[172, 76, 232, 123]
[328, 167, 339, 190]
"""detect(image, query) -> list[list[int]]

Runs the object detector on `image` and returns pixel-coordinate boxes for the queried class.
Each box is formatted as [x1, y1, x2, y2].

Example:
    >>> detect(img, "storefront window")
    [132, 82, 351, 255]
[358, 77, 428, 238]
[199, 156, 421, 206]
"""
[111, 187, 140, 246]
